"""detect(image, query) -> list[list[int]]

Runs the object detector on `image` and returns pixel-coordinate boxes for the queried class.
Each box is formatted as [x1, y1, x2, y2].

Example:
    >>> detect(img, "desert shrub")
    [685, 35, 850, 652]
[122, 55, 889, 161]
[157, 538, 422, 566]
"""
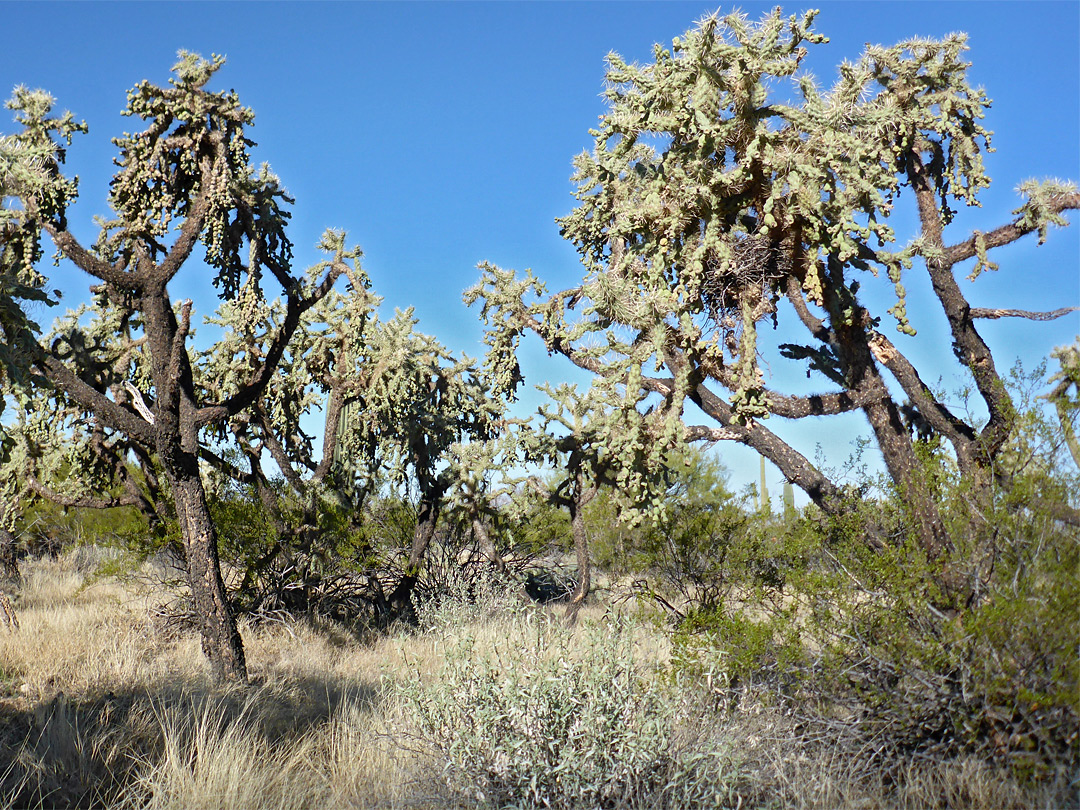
[662, 493, 1077, 805]
[14, 498, 154, 561]
[506, 483, 573, 557]
[168, 487, 414, 630]
[409, 549, 530, 634]
[396, 613, 743, 809]
[808, 363, 1080, 782]
[676, 482, 1077, 789]
[814, 502, 1079, 781]
[661, 389, 1079, 797]
[645, 507, 816, 704]
[630, 499, 750, 613]
[670, 604, 805, 709]
[213, 492, 383, 627]
[589, 446, 740, 580]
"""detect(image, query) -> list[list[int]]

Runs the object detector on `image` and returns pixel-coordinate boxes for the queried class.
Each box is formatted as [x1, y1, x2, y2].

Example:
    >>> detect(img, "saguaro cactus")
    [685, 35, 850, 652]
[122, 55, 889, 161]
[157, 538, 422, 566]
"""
[783, 481, 796, 525]
[759, 456, 771, 517]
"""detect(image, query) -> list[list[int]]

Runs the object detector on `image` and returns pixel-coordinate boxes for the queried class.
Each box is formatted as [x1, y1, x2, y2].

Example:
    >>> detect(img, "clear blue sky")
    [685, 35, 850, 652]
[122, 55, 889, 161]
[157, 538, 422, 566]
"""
[3, 2, 1078, 500]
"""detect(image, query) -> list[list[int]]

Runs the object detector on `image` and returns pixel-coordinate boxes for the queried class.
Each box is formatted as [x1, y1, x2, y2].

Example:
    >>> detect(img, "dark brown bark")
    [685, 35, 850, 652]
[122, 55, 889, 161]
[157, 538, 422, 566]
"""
[542, 446, 603, 623]
[660, 344, 847, 514]
[867, 330, 980, 474]
[140, 278, 247, 682]
[312, 388, 346, 483]
[907, 152, 1016, 461]
[408, 496, 441, 572]
[859, 376, 950, 559]
[36, 352, 155, 443]
[787, 272, 976, 500]
[524, 446, 600, 622]
[0, 526, 19, 584]
[821, 256, 949, 559]
[155, 174, 217, 282]
[25, 440, 159, 522]
[257, 405, 309, 493]
[564, 465, 596, 625]
[170, 471, 246, 682]
[385, 492, 443, 620]
[943, 191, 1080, 265]
[45, 224, 138, 291]
[784, 263, 951, 557]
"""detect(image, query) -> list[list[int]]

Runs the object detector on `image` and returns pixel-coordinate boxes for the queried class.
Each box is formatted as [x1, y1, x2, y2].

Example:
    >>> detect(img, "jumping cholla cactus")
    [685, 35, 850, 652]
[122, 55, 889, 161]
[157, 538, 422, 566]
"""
[360, 310, 507, 617]
[196, 250, 509, 621]
[493, 379, 679, 621]
[196, 230, 376, 516]
[1, 53, 370, 681]
[445, 438, 511, 574]
[469, 8, 1079, 570]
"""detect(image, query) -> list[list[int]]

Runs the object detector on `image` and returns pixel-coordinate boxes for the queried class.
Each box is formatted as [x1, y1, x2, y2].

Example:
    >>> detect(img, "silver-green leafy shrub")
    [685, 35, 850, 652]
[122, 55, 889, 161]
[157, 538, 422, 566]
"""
[396, 614, 741, 809]
[410, 556, 527, 637]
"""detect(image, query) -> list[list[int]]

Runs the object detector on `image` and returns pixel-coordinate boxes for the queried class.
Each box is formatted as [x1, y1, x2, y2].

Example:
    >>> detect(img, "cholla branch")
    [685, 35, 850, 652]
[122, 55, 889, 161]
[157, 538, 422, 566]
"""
[123, 382, 155, 425]
[969, 306, 1078, 322]
[684, 425, 743, 442]
[945, 189, 1080, 264]
[26, 472, 131, 510]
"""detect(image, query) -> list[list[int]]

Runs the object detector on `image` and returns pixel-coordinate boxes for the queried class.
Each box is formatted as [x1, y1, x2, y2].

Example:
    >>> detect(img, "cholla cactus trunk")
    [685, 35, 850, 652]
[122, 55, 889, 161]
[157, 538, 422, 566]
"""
[0, 590, 17, 631]
[565, 468, 593, 625]
[386, 492, 443, 622]
[826, 286, 951, 560]
[863, 384, 950, 558]
[141, 273, 247, 683]
[472, 516, 505, 574]
[167, 458, 247, 682]
[0, 526, 18, 584]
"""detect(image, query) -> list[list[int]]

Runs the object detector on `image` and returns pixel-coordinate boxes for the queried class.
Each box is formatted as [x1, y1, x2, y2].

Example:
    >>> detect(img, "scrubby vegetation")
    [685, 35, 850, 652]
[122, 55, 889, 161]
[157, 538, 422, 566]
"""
[0, 506, 1075, 809]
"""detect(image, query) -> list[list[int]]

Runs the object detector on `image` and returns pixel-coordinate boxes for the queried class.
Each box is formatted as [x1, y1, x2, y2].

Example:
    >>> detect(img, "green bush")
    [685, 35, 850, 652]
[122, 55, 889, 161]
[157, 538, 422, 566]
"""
[660, 367, 1079, 791]
[814, 364, 1080, 780]
[15, 497, 155, 560]
[814, 503, 1080, 781]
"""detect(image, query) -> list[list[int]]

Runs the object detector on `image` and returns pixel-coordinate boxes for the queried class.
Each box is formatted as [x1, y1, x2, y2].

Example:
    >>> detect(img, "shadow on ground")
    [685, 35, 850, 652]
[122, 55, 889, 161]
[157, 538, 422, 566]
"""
[0, 672, 380, 809]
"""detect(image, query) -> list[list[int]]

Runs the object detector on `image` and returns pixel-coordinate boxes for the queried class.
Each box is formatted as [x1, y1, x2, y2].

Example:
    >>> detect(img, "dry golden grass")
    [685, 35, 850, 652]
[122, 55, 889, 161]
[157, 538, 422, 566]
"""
[0, 549, 1072, 809]
[0, 553, 397, 809]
